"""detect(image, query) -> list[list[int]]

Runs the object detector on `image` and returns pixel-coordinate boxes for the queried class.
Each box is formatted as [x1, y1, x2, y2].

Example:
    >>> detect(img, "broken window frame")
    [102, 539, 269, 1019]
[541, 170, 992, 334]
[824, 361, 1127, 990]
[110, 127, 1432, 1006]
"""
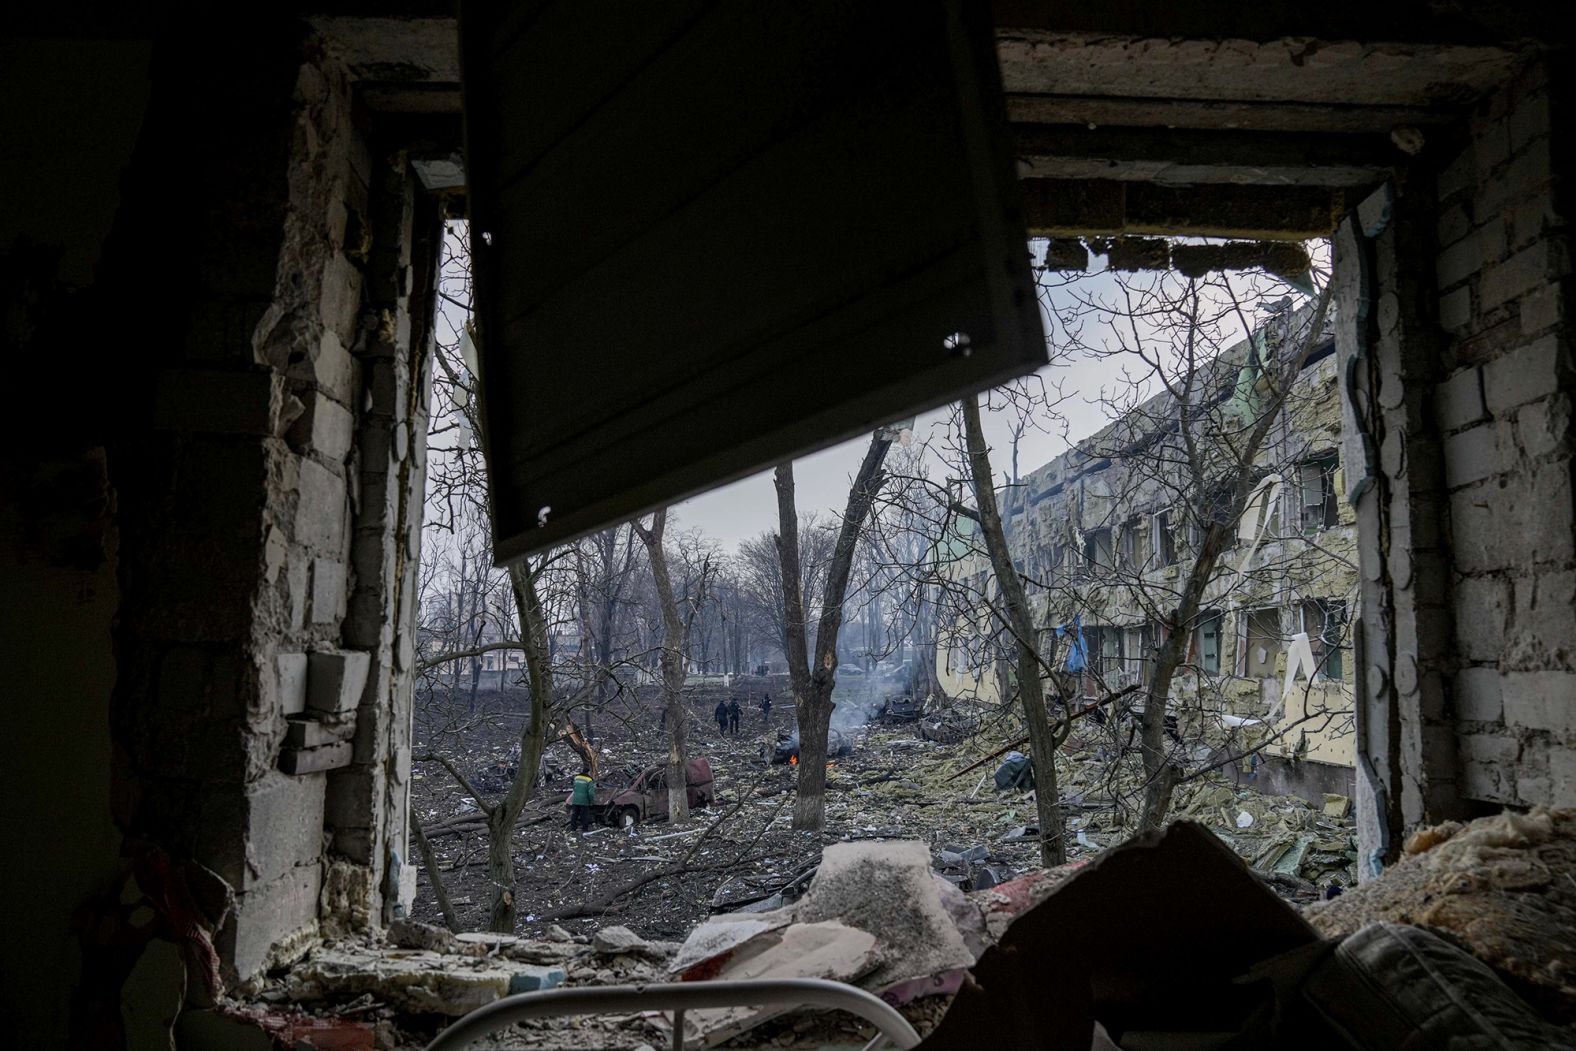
[1297, 452, 1341, 534]
[1152, 509, 1178, 567]
[1238, 606, 1285, 679]
[1301, 598, 1348, 681]
[1083, 528, 1114, 572]
[1194, 612, 1224, 676]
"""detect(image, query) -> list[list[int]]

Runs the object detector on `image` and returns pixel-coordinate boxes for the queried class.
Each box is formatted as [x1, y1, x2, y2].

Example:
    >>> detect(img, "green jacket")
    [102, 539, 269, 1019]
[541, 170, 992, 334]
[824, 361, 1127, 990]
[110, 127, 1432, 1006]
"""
[571, 774, 596, 805]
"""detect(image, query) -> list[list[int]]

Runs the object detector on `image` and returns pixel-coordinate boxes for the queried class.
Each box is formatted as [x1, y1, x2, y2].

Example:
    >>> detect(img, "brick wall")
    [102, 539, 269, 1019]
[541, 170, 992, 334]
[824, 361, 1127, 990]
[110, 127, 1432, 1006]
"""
[1433, 60, 1576, 808]
[101, 28, 434, 981]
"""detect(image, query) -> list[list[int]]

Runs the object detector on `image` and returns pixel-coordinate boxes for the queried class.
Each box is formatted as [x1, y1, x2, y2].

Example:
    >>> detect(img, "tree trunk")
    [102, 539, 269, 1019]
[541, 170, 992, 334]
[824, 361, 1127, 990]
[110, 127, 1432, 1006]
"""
[410, 813, 460, 933]
[775, 433, 892, 831]
[484, 808, 516, 933]
[636, 511, 692, 823]
[963, 395, 1066, 867]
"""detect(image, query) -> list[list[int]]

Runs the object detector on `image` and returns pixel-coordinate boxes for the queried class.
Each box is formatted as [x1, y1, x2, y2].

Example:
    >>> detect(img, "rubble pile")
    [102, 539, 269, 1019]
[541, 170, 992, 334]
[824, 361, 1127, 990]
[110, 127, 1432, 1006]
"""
[1307, 806, 1576, 1021]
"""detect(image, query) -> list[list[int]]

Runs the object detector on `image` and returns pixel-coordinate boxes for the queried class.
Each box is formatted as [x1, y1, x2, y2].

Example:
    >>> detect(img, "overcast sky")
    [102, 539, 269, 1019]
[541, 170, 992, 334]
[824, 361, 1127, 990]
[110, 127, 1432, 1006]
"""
[674, 265, 1140, 551]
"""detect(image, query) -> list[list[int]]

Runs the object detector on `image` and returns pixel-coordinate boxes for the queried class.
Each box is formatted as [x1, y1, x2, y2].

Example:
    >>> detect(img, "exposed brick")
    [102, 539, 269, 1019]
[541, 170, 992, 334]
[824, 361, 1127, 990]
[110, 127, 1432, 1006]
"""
[1436, 146, 1474, 201]
[276, 652, 308, 716]
[1506, 568, 1576, 671]
[287, 391, 356, 462]
[1517, 394, 1573, 460]
[295, 457, 347, 552]
[1453, 574, 1508, 662]
[1520, 282, 1564, 336]
[1434, 234, 1482, 291]
[1460, 731, 1520, 764]
[1481, 241, 1566, 312]
[307, 649, 371, 715]
[1455, 667, 1504, 722]
[1442, 424, 1500, 489]
[1503, 671, 1576, 733]
[223, 863, 322, 980]
[1438, 285, 1473, 333]
[310, 558, 347, 625]
[1434, 367, 1486, 431]
[1484, 334, 1565, 413]
[1435, 203, 1472, 248]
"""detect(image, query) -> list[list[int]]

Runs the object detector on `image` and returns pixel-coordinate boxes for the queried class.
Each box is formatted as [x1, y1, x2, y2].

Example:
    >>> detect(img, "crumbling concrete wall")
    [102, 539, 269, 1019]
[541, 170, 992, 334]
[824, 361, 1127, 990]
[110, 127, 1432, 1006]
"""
[1342, 57, 1575, 875]
[1432, 62, 1576, 808]
[95, 26, 435, 984]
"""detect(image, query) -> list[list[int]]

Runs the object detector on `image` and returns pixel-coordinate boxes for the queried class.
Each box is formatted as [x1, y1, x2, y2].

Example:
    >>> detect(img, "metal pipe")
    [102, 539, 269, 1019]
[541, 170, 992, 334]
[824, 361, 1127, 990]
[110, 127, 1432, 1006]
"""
[423, 978, 922, 1051]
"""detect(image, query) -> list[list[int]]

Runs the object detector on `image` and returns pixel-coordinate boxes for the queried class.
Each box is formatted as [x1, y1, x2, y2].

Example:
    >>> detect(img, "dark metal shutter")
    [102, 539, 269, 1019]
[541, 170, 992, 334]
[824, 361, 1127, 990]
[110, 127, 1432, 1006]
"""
[463, 0, 1045, 561]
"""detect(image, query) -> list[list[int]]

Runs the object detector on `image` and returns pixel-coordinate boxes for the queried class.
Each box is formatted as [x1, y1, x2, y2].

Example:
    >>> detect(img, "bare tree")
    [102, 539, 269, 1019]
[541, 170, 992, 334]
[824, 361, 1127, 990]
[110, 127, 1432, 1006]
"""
[774, 431, 894, 830]
[633, 510, 714, 823]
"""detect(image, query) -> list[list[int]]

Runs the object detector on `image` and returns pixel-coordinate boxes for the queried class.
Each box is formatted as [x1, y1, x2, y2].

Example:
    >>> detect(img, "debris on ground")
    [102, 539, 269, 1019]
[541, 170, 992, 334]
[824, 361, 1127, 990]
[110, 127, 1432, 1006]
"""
[1306, 806, 1576, 1022]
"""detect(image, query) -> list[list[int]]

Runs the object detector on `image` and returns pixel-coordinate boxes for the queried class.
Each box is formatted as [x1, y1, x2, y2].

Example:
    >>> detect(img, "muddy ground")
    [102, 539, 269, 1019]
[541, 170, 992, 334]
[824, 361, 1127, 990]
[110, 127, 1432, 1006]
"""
[410, 677, 1357, 944]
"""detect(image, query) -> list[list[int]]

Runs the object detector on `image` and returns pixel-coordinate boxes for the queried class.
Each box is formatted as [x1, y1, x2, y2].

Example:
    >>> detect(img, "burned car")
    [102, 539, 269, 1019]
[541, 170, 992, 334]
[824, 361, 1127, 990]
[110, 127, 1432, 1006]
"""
[566, 757, 714, 827]
[767, 727, 854, 765]
[877, 693, 923, 723]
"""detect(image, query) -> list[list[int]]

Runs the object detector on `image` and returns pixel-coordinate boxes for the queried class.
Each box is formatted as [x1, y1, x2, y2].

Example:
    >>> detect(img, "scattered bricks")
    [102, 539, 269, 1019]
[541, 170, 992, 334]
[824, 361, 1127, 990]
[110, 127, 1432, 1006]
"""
[276, 652, 309, 716]
[284, 716, 356, 750]
[296, 457, 348, 552]
[1042, 238, 1088, 270]
[1454, 667, 1504, 723]
[1434, 367, 1486, 431]
[1438, 285, 1473, 333]
[310, 558, 348, 625]
[307, 649, 371, 715]
[1442, 424, 1500, 489]
[279, 740, 354, 775]
[153, 367, 282, 435]
[1480, 241, 1565, 312]
[1502, 672, 1576, 733]
[1453, 574, 1508, 662]
[1483, 334, 1564, 414]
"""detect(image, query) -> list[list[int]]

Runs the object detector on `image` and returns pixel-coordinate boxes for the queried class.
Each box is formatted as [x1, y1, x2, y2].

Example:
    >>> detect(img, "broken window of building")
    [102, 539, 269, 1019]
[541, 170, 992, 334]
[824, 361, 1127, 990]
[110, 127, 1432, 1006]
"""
[1083, 528, 1113, 571]
[1119, 516, 1150, 571]
[1241, 607, 1285, 678]
[1120, 625, 1152, 687]
[1152, 510, 1178, 567]
[1194, 612, 1224, 676]
[1302, 598, 1348, 681]
[1298, 453, 1340, 533]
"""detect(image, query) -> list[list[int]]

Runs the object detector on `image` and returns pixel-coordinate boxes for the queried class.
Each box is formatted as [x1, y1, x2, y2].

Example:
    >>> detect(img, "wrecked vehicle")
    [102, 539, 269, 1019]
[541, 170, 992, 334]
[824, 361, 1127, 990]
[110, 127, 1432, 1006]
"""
[566, 758, 715, 826]
[767, 728, 854, 765]
[878, 694, 923, 723]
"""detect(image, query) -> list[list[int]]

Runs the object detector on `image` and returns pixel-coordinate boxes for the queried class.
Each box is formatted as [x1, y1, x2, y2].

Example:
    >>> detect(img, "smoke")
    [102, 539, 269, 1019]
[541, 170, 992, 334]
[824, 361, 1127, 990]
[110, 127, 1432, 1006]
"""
[828, 659, 917, 731]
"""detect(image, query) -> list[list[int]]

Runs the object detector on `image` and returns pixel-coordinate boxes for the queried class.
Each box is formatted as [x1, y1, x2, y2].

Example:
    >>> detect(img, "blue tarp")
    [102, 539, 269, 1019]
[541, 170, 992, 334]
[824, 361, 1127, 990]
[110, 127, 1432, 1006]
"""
[1057, 614, 1088, 673]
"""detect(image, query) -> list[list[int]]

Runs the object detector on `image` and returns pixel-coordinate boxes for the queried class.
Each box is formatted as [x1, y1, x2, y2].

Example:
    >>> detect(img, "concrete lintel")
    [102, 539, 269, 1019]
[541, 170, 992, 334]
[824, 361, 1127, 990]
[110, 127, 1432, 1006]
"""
[1023, 179, 1343, 240]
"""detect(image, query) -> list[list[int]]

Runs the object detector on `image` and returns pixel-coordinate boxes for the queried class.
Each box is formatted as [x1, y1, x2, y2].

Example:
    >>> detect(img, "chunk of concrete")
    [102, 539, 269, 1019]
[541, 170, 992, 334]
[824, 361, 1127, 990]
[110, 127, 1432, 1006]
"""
[795, 840, 975, 989]
[287, 947, 547, 1016]
[591, 925, 648, 955]
[307, 649, 370, 715]
[662, 922, 877, 1049]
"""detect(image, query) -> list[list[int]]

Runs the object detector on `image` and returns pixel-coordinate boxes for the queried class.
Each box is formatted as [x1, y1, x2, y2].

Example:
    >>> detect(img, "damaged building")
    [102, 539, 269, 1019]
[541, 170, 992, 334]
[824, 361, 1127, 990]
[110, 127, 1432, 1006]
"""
[2, 1, 1573, 1047]
[939, 303, 1362, 802]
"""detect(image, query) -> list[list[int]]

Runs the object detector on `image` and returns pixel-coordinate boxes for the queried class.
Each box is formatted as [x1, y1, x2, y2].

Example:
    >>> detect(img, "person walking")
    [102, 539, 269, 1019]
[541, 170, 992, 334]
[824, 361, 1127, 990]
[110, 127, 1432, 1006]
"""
[569, 767, 596, 833]
[727, 697, 742, 735]
[714, 698, 729, 735]
[760, 693, 772, 724]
